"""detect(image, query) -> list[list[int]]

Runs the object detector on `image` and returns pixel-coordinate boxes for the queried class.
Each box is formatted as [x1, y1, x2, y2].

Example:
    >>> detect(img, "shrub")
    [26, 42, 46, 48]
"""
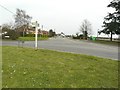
[2, 30, 19, 40]
[8, 30, 19, 40]
[25, 33, 35, 37]
[72, 34, 84, 39]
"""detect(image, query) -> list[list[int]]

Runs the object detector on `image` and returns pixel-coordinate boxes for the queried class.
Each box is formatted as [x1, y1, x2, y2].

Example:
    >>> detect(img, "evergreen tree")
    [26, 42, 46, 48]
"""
[100, 0, 120, 41]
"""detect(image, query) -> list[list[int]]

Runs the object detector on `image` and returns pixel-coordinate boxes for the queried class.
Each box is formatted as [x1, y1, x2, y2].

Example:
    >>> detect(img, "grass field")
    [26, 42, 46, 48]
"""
[18, 36, 48, 41]
[2, 46, 118, 88]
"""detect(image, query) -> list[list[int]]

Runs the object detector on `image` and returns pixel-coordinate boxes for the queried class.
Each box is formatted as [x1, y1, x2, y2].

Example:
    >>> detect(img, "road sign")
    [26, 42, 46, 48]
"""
[32, 21, 39, 28]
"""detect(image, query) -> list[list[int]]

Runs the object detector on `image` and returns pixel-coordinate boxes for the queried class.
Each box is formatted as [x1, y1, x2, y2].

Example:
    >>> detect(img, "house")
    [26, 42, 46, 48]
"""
[39, 30, 48, 35]
[26, 28, 48, 35]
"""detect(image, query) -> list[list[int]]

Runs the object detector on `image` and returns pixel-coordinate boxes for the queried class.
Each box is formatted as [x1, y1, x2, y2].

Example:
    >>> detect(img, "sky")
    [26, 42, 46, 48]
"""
[0, 0, 114, 36]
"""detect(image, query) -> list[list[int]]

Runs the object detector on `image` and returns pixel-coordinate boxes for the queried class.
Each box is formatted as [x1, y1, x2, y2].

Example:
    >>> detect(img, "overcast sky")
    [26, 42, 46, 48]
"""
[0, 0, 113, 36]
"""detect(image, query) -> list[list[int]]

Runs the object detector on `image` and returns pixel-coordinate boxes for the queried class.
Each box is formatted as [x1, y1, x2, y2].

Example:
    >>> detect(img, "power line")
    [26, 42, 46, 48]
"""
[0, 4, 15, 15]
[0, 4, 25, 24]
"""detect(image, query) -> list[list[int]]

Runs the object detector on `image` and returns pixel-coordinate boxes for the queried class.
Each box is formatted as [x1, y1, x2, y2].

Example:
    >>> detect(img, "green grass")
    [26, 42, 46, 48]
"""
[0, 46, 2, 89]
[2, 36, 48, 41]
[2, 46, 118, 88]
[1, 39, 16, 41]
[89, 40, 119, 46]
[18, 36, 48, 41]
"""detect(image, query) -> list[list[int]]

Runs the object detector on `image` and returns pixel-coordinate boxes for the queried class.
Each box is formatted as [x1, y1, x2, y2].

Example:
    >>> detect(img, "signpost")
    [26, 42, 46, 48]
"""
[32, 21, 39, 50]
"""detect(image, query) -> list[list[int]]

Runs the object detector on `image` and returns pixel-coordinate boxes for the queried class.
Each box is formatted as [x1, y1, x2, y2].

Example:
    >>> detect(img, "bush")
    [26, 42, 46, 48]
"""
[25, 33, 35, 37]
[72, 36, 79, 39]
[8, 30, 19, 40]
[79, 34, 84, 39]
[41, 34, 48, 38]
[2, 30, 19, 40]
[72, 34, 84, 39]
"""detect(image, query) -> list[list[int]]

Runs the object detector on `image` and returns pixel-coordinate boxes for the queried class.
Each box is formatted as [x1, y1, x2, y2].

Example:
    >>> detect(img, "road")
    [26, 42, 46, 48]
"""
[1, 37, 119, 60]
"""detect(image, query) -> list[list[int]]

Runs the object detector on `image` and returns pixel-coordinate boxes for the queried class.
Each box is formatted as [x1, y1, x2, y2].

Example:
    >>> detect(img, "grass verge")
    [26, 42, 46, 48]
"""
[89, 40, 119, 46]
[0, 46, 2, 89]
[2, 37, 48, 41]
[18, 37, 48, 41]
[2, 46, 118, 88]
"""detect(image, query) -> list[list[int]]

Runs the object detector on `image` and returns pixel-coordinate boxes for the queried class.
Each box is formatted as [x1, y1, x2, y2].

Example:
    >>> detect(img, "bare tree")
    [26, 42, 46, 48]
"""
[14, 8, 32, 37]
[79, 19, 92, 39]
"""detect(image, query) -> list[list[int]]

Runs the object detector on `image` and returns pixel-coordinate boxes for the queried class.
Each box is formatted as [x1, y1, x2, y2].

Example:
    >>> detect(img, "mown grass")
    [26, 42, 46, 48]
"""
[18, 36, 48, 41]
[2, 36, 48, 41]
[2, 46, 118, 88]
[0, 46, 2, 89]
[89, 40, 119, 46]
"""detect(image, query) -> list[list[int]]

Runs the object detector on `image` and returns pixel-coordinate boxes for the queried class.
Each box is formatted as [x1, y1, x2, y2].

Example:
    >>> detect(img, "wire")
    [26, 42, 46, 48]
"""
[0, 4, 26, 24]
[0, 4, 15, 15]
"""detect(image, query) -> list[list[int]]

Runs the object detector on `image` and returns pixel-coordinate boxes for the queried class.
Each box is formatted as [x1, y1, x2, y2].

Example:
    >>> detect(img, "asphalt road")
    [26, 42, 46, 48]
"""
[1, 37, 119, 60]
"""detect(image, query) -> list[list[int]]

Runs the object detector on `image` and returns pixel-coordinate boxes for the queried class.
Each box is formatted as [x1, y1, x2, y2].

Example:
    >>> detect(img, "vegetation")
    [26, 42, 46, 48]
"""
[18, 36, 48, 41]
[2, 46, 118, 88]
[0, 46, 1, 90]
[48, 29, 56, 37]
[88, 39, 119, 46]
[79, 19, 92, 40]
[14, 8, 32, 37]
[72, 34, 84, 39]
[1, 8, 33, 40]
[2, 24, 19, 40]
[99, 0, 120, 41]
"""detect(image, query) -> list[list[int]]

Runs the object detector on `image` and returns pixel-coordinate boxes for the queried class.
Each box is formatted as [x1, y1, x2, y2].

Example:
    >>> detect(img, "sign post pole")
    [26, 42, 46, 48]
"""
[35, 21, 38, 50]
[31, 21, 39, 50]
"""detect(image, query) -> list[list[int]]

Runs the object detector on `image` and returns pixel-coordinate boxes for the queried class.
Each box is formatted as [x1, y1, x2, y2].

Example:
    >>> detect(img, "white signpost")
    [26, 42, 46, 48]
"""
[31, 21, 39, 50]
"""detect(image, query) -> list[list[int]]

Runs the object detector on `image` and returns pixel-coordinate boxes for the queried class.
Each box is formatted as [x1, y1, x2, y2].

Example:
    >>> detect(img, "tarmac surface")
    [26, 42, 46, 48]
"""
[1, 37, 119, 60]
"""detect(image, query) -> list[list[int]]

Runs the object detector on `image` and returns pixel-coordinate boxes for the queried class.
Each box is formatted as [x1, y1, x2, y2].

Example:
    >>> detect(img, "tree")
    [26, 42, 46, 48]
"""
[14, 8, 32, 37]
[79, 19, 92, 39]
[99, 0, 120, 41]
[8, 30, 19, 40]
[2, 23, 11, 39]
[49, 29, 56, 37]
[1, 23, 14, 32]
[76, 32, 79, 37]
